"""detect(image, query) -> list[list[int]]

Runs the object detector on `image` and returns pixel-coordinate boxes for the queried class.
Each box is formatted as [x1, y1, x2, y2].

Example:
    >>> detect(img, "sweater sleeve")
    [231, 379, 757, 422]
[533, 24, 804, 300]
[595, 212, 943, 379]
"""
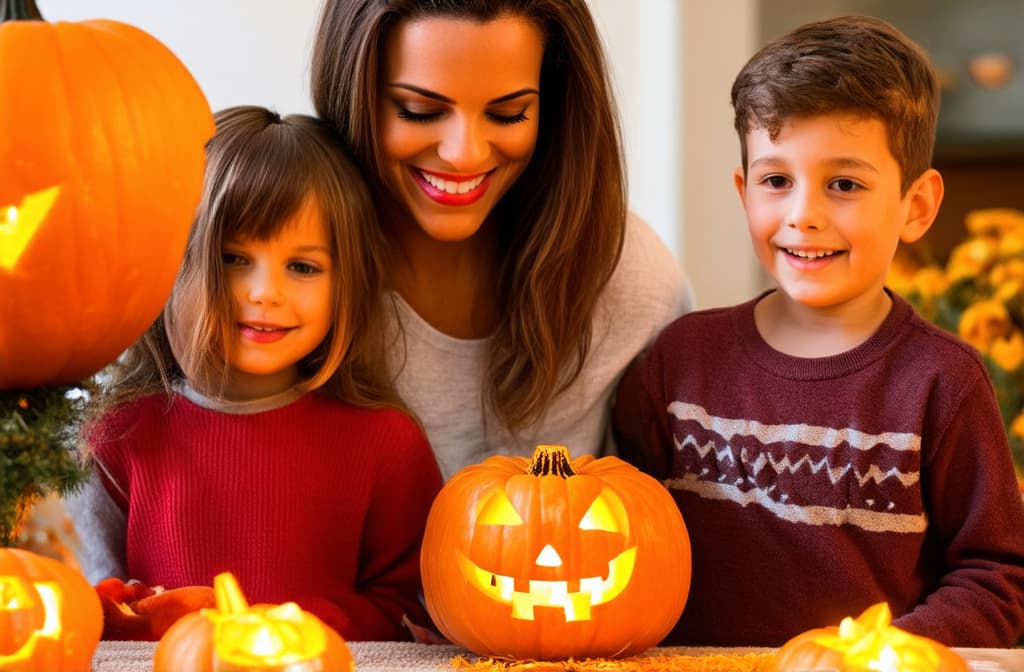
[298, 415, 443, 641]
[64, 466, 128, 584]
[612, 341, 675, 480]
[893, 372, 1024, 647]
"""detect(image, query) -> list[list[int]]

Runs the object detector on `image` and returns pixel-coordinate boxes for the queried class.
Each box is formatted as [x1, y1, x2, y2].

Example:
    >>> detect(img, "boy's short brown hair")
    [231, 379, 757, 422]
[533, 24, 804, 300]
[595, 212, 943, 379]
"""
[731, 14, 939, 193]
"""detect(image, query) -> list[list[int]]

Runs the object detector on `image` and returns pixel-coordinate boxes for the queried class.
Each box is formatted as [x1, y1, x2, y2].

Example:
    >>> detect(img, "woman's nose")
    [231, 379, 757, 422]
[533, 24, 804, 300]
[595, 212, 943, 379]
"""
[436, 116, 489, 170]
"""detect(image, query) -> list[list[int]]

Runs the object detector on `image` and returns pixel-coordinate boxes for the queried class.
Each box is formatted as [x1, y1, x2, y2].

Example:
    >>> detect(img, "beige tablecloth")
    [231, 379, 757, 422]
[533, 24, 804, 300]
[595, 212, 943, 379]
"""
[89, 640, 1024, 671]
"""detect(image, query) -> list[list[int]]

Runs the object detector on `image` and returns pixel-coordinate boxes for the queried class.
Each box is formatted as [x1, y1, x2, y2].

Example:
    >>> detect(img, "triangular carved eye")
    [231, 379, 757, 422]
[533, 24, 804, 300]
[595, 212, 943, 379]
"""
[579, 488, 629, 536]
[476, 488, 523, 526]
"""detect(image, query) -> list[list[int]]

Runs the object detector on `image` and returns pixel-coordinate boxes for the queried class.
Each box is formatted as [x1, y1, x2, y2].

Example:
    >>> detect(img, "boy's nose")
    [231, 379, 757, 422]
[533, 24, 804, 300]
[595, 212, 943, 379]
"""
[786, 191, 826, 231]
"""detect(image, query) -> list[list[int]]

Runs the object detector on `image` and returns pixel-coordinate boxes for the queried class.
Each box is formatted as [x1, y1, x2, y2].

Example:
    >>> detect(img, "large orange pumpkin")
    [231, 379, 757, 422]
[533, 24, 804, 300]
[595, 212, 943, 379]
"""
[153, 572, 354, 672]
[774, 603, 968, 672]
[422, 444, 692, 660]
[0, 0, 214, 389]
[0, 548, 102, 671]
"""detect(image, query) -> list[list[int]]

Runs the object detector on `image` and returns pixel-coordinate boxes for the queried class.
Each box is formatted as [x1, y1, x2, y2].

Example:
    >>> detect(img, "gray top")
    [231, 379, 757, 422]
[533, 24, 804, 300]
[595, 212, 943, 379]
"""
[385, 213, 694, 480]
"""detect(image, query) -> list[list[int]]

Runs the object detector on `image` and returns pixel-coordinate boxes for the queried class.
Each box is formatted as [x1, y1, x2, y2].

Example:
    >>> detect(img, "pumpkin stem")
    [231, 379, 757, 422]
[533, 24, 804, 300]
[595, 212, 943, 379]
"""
[0, 0, 42, 22]
[213, 572, 250, 615]
[527, 444, 578, 478]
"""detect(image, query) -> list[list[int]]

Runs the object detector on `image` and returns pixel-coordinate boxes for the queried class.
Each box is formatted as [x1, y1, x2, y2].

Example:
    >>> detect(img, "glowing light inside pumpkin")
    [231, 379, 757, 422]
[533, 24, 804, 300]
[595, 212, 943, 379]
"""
[207, 573, 328, 668]
[0, 578, 62, 663]
[814, 603, 944, 672]
[0, 186, 60, 271]
[461, 486, 638, 622]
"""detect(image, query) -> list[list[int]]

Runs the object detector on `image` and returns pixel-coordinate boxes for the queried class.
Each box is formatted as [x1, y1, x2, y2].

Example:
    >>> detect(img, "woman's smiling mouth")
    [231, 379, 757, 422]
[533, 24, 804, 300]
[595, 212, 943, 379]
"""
[413, 168, 493, 205]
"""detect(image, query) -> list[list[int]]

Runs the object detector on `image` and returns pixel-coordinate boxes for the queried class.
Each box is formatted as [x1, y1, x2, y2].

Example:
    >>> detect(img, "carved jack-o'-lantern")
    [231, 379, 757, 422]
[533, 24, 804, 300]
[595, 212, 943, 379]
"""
[422, 445, 692, 660]
[774, 603, 968, 672]
[153, 572, 354, 672]
[0, 548, 102, 671]
[0, 0, 214, 389]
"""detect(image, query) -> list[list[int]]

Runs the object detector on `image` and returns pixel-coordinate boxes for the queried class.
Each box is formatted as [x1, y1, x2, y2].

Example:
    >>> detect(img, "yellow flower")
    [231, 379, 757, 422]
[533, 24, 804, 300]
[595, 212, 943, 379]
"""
[965, 207, 1024, 236]
[990, 330, 1024, 371]
[910, 266, 948, 299]
[958, 300, 1011, 354]
[1011, 413, 1024, 440]
[989, 258, 1024, 287]
[994, 279, 1023, 303]
[998, 230, 1024, 258]
[946, 237, 998, 281]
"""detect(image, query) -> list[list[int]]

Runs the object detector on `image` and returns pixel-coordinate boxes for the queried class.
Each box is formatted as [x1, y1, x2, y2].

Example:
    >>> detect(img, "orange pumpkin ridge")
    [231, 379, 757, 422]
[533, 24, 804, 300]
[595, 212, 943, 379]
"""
[0, 0, 214, 389]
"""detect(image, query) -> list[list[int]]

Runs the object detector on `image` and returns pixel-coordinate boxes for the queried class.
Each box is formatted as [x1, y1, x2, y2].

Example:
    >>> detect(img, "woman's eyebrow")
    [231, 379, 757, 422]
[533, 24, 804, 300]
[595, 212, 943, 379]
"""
[389, 83, 539, 105]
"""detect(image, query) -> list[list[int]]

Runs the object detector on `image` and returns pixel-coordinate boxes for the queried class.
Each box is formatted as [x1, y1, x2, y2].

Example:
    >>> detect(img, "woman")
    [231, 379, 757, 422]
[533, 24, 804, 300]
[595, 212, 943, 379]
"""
[311, 0, 694, 479]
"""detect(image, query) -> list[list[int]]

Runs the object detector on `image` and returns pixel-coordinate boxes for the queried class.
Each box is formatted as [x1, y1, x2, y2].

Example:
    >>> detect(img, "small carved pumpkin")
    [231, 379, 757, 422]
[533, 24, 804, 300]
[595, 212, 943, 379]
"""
[0, 0, 214, 389]
[422, 444, 692, 660]
[154, 572, 354, 672]
[0, 548, 102, 671]
[774, 603, 968, 672]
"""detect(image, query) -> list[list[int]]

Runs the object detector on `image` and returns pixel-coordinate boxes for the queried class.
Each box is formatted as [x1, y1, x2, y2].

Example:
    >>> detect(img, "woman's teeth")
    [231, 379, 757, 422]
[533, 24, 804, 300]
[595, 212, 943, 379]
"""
[420, 171, 486, 194]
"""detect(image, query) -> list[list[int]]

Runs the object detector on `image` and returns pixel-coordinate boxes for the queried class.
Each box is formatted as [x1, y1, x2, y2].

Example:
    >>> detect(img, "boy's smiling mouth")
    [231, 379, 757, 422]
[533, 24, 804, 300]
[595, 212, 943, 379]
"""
[783, 247, 844, 259]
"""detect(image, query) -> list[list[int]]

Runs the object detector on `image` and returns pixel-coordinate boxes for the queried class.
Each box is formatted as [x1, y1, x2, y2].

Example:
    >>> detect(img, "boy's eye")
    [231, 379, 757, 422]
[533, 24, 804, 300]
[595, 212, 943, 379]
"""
[830, 178, 861, 192]
[764, 175, 790, 189]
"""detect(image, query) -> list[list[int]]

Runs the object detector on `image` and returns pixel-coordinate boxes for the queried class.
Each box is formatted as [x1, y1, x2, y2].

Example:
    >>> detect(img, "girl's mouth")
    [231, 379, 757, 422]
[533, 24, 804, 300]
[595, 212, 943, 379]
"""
[239, 323, 293, 344]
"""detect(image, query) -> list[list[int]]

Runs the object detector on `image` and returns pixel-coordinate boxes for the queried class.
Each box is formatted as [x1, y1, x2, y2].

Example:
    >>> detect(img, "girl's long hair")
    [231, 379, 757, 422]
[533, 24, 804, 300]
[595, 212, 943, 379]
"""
[92, 106, 401, 417]
[311, 0, 626, 431]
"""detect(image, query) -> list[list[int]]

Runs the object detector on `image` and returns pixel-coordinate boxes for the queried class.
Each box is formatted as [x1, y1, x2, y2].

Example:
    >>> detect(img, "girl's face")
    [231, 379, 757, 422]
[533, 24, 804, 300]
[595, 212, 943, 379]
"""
[378, 14, 543, 242]
[222, 198, 334, 399]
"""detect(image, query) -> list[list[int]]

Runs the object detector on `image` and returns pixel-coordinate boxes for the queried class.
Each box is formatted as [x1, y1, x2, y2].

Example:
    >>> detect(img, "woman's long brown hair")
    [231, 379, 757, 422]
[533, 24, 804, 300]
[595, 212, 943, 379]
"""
[311, 0, 626, 432]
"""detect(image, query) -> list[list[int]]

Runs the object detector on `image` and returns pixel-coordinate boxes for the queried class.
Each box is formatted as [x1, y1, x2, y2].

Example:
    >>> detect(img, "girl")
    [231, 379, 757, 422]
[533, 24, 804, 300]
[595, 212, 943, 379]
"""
[69, 106, 443, 642]
[310, 0, 696, 480]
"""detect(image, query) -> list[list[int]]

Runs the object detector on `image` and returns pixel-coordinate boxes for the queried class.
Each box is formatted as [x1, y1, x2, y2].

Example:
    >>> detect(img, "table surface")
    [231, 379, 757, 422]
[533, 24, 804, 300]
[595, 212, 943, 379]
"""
[90, 640, 1024, 672]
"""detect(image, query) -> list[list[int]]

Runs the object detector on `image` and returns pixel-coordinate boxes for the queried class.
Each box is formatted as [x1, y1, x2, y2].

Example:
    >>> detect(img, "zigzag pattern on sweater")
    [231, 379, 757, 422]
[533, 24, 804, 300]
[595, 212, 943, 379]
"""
[665, 401, 926, 533]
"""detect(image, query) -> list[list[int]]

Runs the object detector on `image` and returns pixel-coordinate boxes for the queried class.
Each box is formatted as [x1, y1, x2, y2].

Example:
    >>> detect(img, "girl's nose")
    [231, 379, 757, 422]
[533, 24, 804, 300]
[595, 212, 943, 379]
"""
[436, 116, 489, 170]
[247, 267, 285, 306]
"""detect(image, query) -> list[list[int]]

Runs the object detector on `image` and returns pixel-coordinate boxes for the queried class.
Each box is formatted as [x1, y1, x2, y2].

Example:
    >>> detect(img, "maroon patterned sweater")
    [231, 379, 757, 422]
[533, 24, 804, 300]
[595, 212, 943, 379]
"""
[613, 292, 1024, 647]
[89, 391, 443, 641]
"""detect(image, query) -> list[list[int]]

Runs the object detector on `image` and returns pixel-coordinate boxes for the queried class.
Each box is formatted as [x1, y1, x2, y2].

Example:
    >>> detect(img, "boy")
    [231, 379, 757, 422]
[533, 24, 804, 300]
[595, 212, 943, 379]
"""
[613, 15, 1024, 647]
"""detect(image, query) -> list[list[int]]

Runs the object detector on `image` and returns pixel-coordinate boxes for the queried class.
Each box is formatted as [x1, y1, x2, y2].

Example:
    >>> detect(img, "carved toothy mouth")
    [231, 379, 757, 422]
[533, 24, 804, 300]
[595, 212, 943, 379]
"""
[457, 547, 637, 621]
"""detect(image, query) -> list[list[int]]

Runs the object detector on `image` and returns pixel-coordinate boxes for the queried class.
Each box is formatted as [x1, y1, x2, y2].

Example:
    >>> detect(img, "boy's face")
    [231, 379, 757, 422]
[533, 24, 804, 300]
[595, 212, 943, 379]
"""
[735, 113, 931, 311]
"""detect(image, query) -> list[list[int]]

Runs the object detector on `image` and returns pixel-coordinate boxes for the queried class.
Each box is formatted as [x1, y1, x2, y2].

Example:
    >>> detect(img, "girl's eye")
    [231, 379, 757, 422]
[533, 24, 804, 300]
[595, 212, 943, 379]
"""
[288, 261, 322, 275]
[222, 252, 247, 266]
[487, 110, 529, 126]
[830, 178, 861, 193]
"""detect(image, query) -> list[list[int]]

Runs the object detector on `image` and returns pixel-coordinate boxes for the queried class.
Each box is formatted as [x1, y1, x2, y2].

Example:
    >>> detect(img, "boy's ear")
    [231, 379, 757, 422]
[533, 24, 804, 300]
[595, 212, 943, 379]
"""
[900, 168, 944, 244]
[733, 166, 748, 208]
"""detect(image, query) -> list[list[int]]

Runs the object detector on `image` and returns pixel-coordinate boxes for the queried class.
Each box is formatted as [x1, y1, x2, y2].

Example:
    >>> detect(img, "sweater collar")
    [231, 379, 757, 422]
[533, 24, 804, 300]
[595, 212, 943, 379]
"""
[176, 381, 306, 415]
[735, 289, 916, 380]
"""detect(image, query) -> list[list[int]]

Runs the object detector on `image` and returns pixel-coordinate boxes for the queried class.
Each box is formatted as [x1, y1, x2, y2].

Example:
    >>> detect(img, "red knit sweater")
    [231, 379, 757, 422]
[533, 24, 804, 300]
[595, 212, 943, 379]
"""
[90, 390, 443, 641]
[614, 292, 1024, 647]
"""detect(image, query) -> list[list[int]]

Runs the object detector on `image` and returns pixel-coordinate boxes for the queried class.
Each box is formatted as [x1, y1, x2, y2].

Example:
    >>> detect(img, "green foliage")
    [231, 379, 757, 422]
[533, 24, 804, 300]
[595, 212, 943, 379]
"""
[0, 385, 90, 546]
